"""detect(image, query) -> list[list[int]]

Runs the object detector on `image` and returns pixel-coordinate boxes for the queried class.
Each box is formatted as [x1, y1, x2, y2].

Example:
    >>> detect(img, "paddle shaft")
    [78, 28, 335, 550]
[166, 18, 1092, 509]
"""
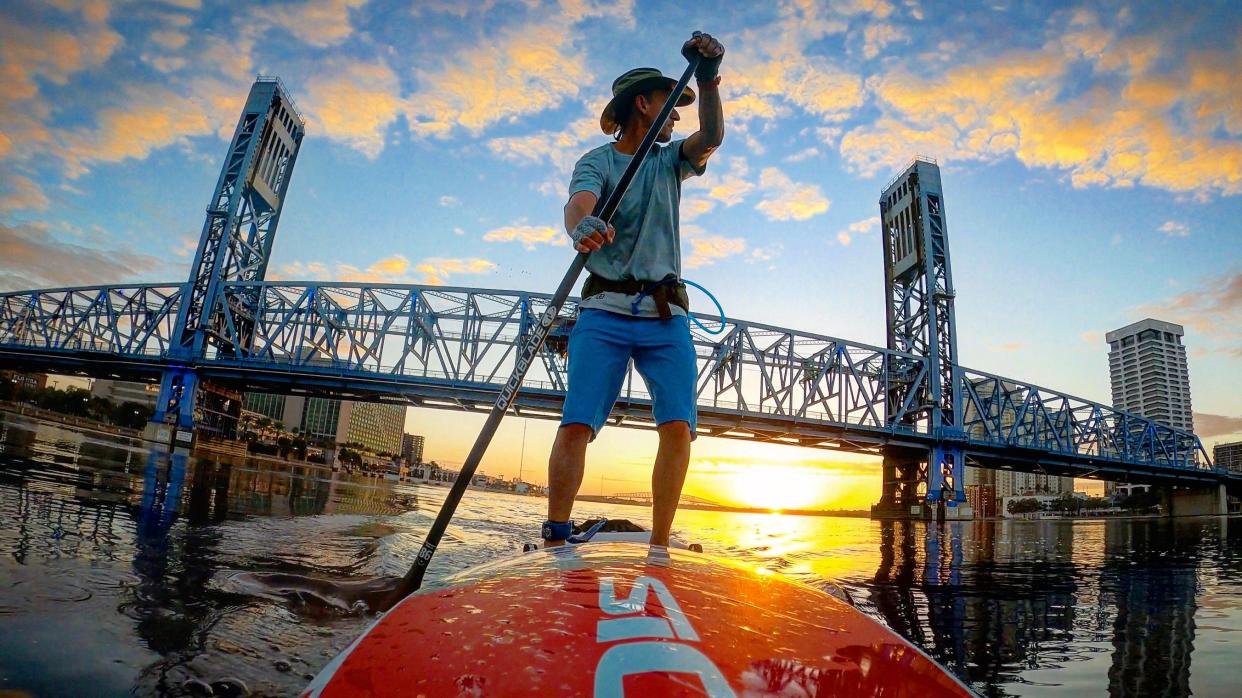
[389, 43, 703, 602]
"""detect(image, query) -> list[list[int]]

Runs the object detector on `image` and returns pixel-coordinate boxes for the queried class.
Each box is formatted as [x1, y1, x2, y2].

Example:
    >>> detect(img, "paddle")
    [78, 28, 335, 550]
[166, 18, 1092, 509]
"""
[386, 34, 704, 604]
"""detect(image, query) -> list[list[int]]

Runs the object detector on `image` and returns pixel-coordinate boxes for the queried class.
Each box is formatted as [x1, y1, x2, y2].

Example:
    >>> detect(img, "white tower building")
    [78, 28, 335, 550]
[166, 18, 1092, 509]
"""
[1106, 319, 1194, 433]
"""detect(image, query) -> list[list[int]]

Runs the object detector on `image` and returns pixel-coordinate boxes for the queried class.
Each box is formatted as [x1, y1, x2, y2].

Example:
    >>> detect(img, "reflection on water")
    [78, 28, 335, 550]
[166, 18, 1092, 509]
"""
[2, 412, 1241, 697]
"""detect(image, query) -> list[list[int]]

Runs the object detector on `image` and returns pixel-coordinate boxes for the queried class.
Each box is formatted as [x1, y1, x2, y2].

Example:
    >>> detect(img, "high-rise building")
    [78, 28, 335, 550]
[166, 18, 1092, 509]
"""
[242, 392, 405, 455]
[402, 433, 425, 465]
[1106, 319, 1194, 433]
[1215, 441, 1242, 474]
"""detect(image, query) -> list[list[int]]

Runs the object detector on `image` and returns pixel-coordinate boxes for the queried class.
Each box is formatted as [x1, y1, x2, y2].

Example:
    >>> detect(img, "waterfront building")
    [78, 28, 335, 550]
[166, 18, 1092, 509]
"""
[1, 370, 47, 391]
[1106, 319, 1194, 432]
[90, 379, 160, 409]
[965, 465, 1072, 514]
[402, 433, 425, 465]
[1214, 441, 1242, 474]
[1104, 319, 1195, 495]
[242, 392, 406, 455]
[965, 483, 997, 518]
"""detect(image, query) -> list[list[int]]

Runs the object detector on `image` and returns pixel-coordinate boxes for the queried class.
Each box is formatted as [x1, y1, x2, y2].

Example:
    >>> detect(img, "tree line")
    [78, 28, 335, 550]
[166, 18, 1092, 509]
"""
[0, 380, 154, 430]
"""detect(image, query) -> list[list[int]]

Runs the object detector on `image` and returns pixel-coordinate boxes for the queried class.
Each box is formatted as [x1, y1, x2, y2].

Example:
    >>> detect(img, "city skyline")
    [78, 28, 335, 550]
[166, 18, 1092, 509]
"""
[1, 1, 1239, 509]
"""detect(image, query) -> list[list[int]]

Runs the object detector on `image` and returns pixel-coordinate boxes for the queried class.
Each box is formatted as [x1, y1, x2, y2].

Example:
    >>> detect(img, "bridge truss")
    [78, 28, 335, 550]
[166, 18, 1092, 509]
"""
[0, 282, 1219, 490]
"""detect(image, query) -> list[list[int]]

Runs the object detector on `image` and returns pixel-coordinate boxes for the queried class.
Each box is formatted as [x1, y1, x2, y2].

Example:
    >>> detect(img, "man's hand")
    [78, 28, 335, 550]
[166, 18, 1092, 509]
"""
[571, 215, 615, 253]
[683, 32, 724, 84]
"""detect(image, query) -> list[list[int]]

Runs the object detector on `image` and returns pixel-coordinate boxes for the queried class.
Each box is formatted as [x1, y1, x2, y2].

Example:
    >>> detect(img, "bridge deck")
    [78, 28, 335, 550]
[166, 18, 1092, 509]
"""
[1, 282, 1229, 490]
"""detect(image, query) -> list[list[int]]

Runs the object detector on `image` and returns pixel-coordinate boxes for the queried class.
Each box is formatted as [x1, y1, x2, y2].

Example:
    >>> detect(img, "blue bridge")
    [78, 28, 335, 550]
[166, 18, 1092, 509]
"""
[0, 78, 1233, 516]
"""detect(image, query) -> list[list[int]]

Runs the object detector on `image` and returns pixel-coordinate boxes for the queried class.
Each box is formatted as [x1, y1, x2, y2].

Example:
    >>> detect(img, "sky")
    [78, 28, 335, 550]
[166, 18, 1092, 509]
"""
[1, 0, 1240, 510]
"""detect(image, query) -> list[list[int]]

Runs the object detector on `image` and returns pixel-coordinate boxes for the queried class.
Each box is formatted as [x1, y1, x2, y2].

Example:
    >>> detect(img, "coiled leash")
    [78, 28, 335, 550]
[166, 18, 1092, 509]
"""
[630, 277, 727, 335]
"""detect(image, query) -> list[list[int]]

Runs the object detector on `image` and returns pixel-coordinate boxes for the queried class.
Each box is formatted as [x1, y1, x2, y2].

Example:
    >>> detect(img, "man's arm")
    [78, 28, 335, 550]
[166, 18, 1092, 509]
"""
[564, 191, 614, 252]
[681, 33, 725, 171]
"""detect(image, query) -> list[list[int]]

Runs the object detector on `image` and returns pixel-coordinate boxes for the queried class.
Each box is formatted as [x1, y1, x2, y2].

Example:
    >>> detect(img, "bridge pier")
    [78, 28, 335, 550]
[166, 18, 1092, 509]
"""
[144, 368, 199, 450]
[1158, 484, 1227, 517]
[871, 453, 929, 519]
[872, 448, 973, 520]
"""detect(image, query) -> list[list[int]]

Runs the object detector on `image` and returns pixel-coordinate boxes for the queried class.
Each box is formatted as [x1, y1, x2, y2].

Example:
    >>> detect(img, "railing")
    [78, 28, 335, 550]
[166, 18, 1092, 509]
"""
[2, 282, 1224, 477]
[957, 366, 1212, 472]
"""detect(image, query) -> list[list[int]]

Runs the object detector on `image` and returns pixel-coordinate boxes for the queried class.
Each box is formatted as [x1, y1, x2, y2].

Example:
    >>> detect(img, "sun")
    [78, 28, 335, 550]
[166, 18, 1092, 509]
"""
[723, 465, 826, 511]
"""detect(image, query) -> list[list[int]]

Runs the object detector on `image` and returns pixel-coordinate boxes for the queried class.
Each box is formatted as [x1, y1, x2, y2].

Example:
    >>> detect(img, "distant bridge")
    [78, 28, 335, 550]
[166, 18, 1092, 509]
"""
[609, 492, 724, 507]
[0, 78, 1233, 517]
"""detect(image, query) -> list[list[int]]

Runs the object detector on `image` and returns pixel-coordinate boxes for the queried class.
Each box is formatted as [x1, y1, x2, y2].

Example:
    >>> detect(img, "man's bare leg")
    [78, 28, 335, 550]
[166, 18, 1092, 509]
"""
[544, 423, 593, 547]
[650, 420, 692, 547]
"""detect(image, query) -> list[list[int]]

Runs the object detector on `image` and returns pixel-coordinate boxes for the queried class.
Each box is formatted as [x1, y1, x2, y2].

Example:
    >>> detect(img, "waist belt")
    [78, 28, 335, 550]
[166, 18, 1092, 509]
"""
[582, 274, 689, 320]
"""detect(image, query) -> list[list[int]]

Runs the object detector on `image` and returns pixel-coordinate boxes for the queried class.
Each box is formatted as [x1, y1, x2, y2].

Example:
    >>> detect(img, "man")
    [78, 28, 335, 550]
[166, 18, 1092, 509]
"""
[542, 33, 725, 547]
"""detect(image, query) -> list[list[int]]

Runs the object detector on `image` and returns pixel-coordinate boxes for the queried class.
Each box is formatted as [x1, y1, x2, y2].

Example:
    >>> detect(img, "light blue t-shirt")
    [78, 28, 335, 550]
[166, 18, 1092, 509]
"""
[568, 139, 705, 318]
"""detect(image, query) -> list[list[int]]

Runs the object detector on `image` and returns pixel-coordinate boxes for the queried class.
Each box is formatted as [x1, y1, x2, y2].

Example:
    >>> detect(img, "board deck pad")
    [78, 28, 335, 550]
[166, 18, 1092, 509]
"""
[304, 543, 972, 697]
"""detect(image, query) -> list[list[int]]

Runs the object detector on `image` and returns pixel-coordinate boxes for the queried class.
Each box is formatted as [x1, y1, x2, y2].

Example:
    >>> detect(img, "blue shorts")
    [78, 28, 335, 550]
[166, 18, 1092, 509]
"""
[560, 309, 697, 439]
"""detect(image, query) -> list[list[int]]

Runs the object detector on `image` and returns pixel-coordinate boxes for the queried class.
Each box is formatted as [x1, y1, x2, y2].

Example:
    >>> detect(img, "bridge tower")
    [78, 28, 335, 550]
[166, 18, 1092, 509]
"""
[873, 158, 967, 517]
[151, 77, 305, 437]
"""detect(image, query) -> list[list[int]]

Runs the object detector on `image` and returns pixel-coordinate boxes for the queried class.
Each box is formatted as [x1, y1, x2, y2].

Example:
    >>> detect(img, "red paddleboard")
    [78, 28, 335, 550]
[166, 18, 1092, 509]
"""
[304, 542, 973, 697]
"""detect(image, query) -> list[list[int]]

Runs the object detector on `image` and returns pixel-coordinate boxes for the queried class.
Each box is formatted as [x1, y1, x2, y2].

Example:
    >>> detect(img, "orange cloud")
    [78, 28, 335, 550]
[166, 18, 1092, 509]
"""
[841, 16, 1242, 196]
[1138, 268, 1242, 357]
[304, 59, 403, 158]
[0, 221, 164, 291]
[685, 233, 746, 270]
[755, 167, 830, 221]
[405, 22, 592, 137]
[689, 156, 755, 207]
[0, 172, 49, 211]
[482, 225, 567, 250]
[252, 0, 368, 48]
[274, 255, 498, 286]
[56, 82, 233, 177]
[834, 215, 879, 246]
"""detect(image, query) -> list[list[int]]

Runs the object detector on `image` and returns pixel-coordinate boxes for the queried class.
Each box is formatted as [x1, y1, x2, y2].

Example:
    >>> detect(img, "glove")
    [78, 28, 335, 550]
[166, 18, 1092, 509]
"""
[682, 32, 724, 84]
[571, 215, 608, 245]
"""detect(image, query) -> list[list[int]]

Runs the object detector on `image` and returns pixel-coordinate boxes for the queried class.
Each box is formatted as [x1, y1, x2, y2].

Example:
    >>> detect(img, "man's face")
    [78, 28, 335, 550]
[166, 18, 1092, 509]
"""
[640, 89, 679, 142]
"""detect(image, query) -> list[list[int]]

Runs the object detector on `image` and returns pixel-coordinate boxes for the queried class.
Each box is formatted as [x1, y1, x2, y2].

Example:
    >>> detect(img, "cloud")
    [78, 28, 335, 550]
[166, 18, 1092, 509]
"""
[749, 243, 783, 263]
[840, 15, 1242, 194]
[485, 112, 602, 192]
[681, 198, 715, 221]
[0, 1, 122, 168]
[413, 257, 499, 285]
[989, 341, 1026, 352]
[1196, 413, 1242, 439]
[834, 215, 879, 246]
[252, 0, 368, 48]
[404, 17, 598, 138]
[439, 195, 460, 207]
[1157, 220, 1190, 238]
[482, 224, 567, 250]
[303, 58, 403, 158]
[274, 254, 497, 286]
[723, 1, 865, 130]
[783, 147, 820, 163]
[1138, 268, 1242, 357]
[0, 172, 50, 211]
[0, 221, 163, 291]
[860, 23, 909, 60]
[55, 81, 236, 177]
[755, 167, 830, 221]
[684, 233, 747, 270]
[689, 156, 754, 206]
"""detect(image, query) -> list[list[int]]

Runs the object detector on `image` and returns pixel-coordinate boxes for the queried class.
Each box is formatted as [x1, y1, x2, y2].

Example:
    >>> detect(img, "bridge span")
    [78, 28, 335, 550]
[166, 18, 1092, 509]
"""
[0, 78, 1232, 517]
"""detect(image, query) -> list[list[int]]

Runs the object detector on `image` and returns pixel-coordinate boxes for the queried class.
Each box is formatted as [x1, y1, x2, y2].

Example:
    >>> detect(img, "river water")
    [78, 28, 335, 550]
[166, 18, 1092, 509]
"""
[1, 413, 1240, 697]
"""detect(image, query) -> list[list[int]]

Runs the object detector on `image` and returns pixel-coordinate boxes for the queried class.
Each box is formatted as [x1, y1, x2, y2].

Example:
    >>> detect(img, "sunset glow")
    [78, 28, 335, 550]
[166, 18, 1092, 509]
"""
[0, 1, 1238, 505]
